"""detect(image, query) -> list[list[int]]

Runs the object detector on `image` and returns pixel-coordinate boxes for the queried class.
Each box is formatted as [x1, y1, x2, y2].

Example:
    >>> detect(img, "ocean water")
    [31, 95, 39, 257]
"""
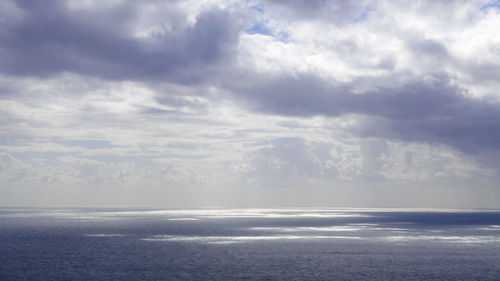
[1, 208, 500, 280]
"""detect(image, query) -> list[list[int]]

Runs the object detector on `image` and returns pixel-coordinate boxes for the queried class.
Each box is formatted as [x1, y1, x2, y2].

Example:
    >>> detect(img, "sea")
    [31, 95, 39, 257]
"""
[1, 207, 500, 280]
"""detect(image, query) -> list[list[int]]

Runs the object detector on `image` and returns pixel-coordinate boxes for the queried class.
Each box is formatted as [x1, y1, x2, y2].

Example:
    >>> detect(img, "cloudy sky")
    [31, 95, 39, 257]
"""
[1, 0, 500, 208]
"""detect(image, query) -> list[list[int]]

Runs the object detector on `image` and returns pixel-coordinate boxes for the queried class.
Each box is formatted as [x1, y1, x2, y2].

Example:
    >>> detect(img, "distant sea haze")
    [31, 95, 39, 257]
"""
[1, 208, 500, 280]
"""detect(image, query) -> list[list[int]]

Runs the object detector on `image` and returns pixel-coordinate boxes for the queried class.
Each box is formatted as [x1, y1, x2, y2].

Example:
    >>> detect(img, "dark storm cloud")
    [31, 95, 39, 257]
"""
[0, 0, 241, 83]
[228, 72, 500, 158]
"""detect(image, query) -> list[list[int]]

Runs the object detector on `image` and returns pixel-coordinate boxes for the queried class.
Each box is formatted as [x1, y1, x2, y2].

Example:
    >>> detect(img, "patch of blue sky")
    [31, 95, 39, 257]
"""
[246, 21, 291, 43]
[275, 31, 290, 43]
[481, 0, 500, 12]
[246, 22, 272, 36]
[354, 6, 374, 23]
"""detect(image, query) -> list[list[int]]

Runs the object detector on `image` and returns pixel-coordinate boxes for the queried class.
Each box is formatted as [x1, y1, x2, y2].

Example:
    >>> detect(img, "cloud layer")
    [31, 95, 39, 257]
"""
[1, 0, 499, 207]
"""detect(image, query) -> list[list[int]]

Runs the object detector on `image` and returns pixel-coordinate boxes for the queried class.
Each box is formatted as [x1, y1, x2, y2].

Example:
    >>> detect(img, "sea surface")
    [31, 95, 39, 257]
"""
[1, 208, 500, 280]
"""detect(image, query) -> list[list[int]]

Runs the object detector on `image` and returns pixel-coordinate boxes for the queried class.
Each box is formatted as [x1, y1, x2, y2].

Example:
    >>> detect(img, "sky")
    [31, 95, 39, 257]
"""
[1, 0, 500, 208]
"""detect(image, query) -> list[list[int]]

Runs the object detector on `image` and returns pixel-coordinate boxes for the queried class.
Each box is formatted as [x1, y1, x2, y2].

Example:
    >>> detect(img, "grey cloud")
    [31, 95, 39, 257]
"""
[154, 93, 209, 112]
[407, 38, 449, 60]
[228, 72, 500, 160]
[0, 0, 242, 83]
[354, 83, 500, 156]
[138, 106, 186, 116]
[228, 73, 351, 116]
[62, 140, 114, 149]
[0, 82, 19, 98]
[465, 62, 500, 84]
[229, 72, 459, 120]
[265, 0, 372, 24]
[264, 0, 481, 27]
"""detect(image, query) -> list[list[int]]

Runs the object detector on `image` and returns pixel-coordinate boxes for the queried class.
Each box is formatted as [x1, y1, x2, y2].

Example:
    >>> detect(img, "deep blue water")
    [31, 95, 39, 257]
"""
[1, 208, 500, 280]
